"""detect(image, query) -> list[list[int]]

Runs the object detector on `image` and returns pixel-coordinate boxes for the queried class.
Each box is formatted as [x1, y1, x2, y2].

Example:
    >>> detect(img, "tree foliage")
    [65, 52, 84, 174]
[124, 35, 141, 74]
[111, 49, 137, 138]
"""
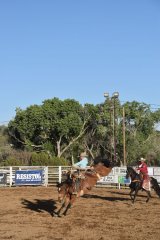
[8, 98, 88, 159]
[1, 97, 160, 166]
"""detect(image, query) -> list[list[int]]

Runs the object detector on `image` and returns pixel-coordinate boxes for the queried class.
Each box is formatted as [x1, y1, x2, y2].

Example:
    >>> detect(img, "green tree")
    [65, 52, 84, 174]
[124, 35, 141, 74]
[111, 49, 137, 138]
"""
[118, 101, 159, 164]
[8, 98, 90, 159]
[7, 97, 160, 167]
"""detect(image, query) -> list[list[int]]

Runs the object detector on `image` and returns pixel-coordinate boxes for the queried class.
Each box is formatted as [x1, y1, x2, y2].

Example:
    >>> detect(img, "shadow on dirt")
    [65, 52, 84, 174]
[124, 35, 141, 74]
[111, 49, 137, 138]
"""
[108, 190, 157, 199]
[21, 198, 57, 216]
[82, 194, 129, 201]
[107, 190, 130, 196]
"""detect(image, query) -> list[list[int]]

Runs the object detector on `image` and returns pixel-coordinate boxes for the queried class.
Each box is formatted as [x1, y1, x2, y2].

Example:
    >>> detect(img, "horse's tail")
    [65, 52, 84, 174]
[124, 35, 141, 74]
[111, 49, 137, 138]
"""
[150, 177, 160, 198]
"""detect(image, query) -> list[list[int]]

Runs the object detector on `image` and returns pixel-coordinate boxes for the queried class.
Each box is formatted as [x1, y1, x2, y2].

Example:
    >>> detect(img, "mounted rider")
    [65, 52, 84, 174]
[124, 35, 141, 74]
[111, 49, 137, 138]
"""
[71, 152, 90, 194]
[137, 157, 150, 190]
[73, 152, 89, 169]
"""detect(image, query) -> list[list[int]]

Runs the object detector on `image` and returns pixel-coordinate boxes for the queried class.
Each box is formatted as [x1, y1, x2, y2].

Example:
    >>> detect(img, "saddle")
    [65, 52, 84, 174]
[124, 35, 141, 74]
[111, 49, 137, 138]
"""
[70, 169, 88, 194]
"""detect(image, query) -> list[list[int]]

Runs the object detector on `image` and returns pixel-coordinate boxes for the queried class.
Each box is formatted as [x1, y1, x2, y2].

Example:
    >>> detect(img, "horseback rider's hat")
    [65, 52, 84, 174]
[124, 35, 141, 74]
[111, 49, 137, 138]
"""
[80, 152, 88, 158]
[140, 157, 146, 162]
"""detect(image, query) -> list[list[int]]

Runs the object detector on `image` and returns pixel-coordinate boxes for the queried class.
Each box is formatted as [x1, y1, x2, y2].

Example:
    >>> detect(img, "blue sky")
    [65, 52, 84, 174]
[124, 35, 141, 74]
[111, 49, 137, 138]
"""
[0, 0, 160, 124]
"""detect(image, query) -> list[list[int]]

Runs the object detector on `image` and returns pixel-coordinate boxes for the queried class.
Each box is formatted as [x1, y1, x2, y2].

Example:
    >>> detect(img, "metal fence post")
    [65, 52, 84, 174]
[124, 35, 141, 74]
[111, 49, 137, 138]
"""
[44, 166, 48, 187]
[9, 166, 12, 187]
[59, 166, 62, 183]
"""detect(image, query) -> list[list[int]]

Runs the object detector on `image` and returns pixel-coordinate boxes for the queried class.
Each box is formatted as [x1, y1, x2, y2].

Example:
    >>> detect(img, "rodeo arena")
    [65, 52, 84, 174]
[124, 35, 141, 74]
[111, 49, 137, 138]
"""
[0, 164, 160, 240]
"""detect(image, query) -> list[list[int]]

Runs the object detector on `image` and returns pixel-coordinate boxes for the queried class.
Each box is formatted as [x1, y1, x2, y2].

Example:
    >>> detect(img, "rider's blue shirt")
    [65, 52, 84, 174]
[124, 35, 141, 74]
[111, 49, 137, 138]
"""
[74, 157, 88, 168]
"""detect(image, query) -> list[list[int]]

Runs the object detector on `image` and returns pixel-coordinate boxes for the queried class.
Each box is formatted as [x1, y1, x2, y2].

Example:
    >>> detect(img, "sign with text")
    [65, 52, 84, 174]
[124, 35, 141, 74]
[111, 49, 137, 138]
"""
[98, 175, 116, 184]
[118, 176, 131, 184]
[153, 168, 160, 176]
[15, 170, 43, 185]
[148, 167, 153, 176]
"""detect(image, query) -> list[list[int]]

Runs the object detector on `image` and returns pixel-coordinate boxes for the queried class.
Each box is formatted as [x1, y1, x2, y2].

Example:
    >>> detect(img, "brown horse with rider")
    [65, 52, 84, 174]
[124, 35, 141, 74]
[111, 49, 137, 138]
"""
[54, 157, 114, 217]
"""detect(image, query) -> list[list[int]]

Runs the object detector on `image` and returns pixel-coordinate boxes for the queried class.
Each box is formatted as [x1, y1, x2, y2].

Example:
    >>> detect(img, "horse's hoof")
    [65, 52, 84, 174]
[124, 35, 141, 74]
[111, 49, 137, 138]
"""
[53, 212, 59, 217]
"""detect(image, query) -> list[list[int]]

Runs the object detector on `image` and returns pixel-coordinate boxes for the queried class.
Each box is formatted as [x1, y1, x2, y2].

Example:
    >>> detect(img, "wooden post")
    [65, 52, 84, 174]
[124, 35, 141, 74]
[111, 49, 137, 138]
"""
[123, 107, 126, 166]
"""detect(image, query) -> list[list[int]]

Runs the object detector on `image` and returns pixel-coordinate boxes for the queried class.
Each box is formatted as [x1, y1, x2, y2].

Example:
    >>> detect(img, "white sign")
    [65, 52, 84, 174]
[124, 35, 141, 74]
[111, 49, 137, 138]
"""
[148, 167, 153, 176]
[98, 175, 115, 183]
[153, 168, 160, 176]
[113, 167, 127, 175]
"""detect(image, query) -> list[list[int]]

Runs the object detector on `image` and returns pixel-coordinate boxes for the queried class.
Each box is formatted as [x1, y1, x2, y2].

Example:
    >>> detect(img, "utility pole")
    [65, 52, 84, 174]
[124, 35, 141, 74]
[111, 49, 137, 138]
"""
[113, 98, 116, 162]
[104, 92, 119, 163]
[123, 107, 126, 166]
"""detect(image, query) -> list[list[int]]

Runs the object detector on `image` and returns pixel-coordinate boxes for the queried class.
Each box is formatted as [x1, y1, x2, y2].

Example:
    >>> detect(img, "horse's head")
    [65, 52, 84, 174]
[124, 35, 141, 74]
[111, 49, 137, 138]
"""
[126, 166, 137, 180]
[57, 182, 67, 203]
[126, 166, 131, 179]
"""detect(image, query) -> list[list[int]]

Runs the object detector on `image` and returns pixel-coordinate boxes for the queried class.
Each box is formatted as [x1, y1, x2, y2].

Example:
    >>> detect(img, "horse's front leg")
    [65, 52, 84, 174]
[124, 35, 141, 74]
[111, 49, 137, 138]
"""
[52, 193, 66, 217]
[57, 196, 71, 217]
[130, 189, 135, 202]
[132, 188, 139, 203]
[63, 194, 77, 216]
[146, 190, 151, 203]
[53, 200, 66, 217]
[63, 202, 72, 216]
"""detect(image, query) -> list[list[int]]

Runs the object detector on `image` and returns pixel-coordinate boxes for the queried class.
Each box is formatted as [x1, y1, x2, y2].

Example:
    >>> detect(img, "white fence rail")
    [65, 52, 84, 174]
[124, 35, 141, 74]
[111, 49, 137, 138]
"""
[0, 166, 160, 188]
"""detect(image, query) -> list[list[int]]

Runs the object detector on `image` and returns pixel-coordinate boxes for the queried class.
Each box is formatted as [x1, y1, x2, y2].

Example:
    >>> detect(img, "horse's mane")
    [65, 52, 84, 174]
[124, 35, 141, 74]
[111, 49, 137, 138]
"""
[127, 166, 136, 173]
[93, 157, 113, 168]
[127, 166, 140, 178]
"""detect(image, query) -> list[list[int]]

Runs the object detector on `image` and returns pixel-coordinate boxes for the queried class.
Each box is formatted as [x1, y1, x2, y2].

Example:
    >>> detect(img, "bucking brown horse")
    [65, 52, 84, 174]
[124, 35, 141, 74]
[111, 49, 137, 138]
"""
[53, 158, 114, 217]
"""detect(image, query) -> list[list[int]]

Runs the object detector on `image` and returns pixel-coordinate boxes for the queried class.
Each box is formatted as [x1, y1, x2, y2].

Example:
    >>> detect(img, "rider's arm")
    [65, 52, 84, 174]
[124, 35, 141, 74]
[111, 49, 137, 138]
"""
[137, 163, 144, 171]
[74, 158, 88, 167]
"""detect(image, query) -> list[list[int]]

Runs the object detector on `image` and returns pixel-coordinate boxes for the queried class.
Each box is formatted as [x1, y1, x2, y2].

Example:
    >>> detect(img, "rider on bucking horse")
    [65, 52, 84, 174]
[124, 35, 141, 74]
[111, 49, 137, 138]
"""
[71, 152, 90, 194]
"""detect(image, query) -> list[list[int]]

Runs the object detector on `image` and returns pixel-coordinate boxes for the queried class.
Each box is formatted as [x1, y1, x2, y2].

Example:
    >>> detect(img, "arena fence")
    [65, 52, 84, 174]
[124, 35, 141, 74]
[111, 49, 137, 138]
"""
[0, 166, 160, 188]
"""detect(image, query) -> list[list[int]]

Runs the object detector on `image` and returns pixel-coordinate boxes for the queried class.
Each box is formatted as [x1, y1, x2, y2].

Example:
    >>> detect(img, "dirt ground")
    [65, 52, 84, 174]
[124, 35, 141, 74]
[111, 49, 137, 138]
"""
[0, 186, 160, 240]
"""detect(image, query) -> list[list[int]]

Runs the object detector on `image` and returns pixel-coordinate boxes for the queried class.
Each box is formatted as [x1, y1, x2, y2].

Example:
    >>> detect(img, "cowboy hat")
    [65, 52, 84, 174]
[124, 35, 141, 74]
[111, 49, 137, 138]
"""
[80, 152, 88, 158]
[140, 157, 146, 162]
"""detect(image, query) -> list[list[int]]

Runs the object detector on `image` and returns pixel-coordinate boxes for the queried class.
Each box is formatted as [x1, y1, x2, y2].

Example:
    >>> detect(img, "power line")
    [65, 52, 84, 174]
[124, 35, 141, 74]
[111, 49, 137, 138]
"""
[120, 100, 160, 111]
